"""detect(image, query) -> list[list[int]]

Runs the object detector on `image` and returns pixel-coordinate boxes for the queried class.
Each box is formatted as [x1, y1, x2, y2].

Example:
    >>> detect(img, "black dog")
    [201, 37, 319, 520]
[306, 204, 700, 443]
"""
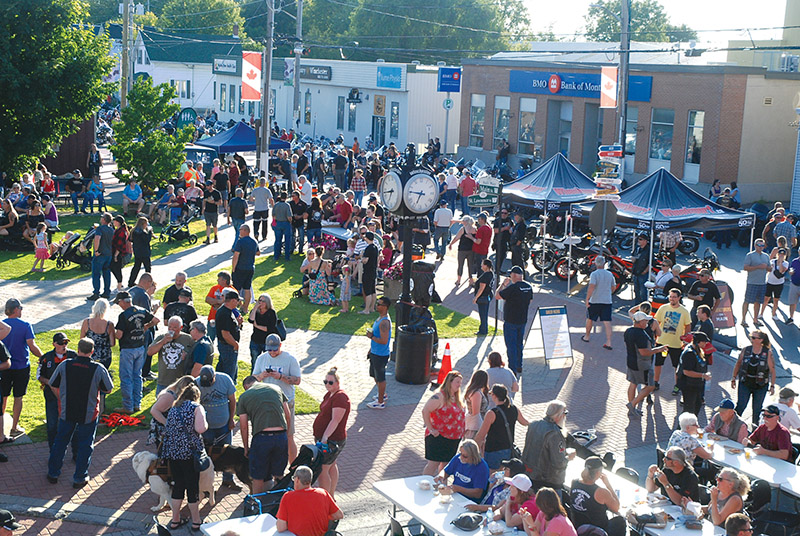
[206, 444, 251, 491]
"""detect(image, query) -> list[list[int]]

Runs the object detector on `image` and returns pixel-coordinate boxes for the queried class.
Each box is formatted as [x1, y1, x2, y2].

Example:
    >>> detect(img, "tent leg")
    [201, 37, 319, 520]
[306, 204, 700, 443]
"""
[567, 214, 573, 293]
[631, 228, 636, 302]
[647, 227, 655, 296]
[540, 211, 547, 288]
[750, 225, 755, 251]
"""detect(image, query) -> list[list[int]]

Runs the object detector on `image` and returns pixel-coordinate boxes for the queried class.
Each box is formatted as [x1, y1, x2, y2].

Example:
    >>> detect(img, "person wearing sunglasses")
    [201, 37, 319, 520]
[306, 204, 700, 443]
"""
[645, 446, 700, 505]
[731, 330, 776, 427]
[744, 404, 792, 461]
[36, 332, 77, 450]
[312, 367, 350, 499]
[724, 513, 753, 536]
[687, 468, 748, 527]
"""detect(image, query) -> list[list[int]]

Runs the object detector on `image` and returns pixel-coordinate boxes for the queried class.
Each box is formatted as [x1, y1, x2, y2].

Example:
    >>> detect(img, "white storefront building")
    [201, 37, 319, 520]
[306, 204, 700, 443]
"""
[131, 29, 460, 152]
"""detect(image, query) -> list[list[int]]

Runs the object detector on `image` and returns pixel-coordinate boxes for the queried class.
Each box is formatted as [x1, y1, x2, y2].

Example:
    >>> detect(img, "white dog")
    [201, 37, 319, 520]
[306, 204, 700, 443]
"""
[132, 451, 216, 512]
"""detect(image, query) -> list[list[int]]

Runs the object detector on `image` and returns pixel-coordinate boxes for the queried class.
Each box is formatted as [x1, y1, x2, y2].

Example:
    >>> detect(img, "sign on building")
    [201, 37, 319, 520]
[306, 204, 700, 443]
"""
[377, 66, 403, 89]
[213, 56, 241, 75]
[437, 67, 462, 92]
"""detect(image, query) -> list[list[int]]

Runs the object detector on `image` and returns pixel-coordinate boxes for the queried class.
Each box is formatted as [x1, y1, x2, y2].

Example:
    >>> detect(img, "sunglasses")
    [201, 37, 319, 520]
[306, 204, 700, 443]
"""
[764, 413, 779, 419]
[322, 380, 336, 386]
[716, 476, 732, 483]
[55, 341, 68, 345]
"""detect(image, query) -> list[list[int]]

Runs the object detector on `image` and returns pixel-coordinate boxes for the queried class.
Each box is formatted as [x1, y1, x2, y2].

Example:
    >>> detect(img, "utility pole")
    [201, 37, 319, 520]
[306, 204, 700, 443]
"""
[292, 0, 304, 130]
[618, 0, 630, 178]
[259, 0, 275, 170]
[121, 0, 130, 108]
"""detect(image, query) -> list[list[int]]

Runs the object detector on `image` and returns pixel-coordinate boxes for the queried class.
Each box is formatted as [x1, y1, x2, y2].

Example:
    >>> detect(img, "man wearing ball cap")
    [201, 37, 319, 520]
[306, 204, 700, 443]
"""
[704, 398, 748, 443]
[0, 509, 22, 533]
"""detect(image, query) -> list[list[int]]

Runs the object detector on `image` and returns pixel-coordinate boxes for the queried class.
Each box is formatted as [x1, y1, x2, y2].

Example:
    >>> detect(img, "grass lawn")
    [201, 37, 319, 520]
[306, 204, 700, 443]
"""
[160, 255, 483, 338]
[15, 329, 320, 443]
[0, 207, 207, 281]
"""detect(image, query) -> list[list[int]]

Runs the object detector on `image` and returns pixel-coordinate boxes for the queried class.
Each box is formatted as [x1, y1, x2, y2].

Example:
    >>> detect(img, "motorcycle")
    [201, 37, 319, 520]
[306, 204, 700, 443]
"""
[648, 248, 733, 310]
[530, 232, 593, 271]
[615, 229, 702, 255]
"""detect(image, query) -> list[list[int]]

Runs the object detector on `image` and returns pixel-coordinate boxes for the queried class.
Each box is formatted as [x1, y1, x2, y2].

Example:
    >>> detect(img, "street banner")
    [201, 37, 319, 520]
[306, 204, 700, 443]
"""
[242, 52, 262, 101]
[536, 306, 573, 361]
[600, 67, 617, 109]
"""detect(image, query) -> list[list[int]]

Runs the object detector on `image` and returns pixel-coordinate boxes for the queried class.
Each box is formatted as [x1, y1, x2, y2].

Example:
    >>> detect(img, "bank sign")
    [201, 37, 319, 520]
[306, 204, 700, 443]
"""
[509, 71, 652, 102]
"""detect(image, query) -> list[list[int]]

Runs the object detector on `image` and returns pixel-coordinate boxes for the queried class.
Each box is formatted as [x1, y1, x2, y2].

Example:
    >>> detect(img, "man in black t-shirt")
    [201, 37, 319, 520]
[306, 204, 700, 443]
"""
[687, 270, 720, 324]
[510, 213, 527, 271]
[162, 272, 191, 306]
[624, 312, 666, 417]
[113, 291, 158, 414]
[163, 289, 198, 333]
[496, 266, 533, 374]
[215, 290, 242, 382]
[228, 188, 249, 250]
[202, 181, 222, 244]
[360, 232, 380, 314]
[37, 332, 78, 449]
[493, 209, 513, 274]
[645, 446, 699, 504]
[67, 172, 85, 215]
[473, 259, 494, 335]
[289, 192, 308, 254]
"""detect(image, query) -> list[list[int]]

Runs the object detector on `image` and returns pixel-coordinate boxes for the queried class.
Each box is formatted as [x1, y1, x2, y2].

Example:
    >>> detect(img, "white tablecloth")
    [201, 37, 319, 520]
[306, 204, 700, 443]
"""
[200, 513, 296, 536]
[373, 475, 511, 535]
[704, 437, 799, 488]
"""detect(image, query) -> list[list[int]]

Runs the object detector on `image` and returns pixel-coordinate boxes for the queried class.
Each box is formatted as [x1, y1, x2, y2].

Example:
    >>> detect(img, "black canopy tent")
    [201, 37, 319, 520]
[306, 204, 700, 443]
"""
[196, 122, 291, 153]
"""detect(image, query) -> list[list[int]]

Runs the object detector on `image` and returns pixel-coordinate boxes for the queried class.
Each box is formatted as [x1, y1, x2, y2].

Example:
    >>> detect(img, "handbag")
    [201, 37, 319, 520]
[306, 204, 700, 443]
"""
[496, 406, 522, 459]
[276, 318, 287, 341]
[193, 446, 211, 472]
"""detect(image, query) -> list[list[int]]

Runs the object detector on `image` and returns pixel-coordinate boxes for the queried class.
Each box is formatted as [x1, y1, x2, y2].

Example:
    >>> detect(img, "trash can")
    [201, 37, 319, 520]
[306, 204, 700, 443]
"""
[395, 324, 434, 384]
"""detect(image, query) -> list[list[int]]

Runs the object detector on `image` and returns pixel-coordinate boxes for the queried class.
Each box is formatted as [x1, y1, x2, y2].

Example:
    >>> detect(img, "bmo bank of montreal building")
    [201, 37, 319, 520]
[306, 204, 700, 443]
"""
[456, 54, 800, 202]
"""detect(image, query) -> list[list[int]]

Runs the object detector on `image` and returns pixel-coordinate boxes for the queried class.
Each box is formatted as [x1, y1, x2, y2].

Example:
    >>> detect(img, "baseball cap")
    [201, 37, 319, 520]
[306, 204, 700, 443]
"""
[113, 291, 131, 304]
[266, 333, 282, 351]
[510, 266, 524, 275]
[763, 404, 781, 417]
[699, 268, 711, 276]
[504, 473, 532, 492]
[198, 365, 215, 387]
[500, 458, 526, 476]
[223, 290, 240, 302]
[0, 510, 21, 530]
[632, 311, 650, 322]
[715, 398, 735, 411]
[41, 194, 51, 202]
[439, 199, 447, 205]
[780, 387, 798, 399]
[52, 332, 69, 344]
[179, 288, 193, 298]
[584, 456, 604, 470]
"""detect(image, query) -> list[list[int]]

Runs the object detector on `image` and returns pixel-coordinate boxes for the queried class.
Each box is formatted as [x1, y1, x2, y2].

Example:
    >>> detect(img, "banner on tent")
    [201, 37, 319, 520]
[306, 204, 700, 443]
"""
[536, 306, 573, 361]
[712, 283, 735, 329]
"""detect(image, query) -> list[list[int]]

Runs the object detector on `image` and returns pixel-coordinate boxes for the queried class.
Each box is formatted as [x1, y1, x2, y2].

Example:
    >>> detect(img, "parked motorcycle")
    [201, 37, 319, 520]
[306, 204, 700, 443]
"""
[530, 232, 593, 271]
[615, 229, 702, 255]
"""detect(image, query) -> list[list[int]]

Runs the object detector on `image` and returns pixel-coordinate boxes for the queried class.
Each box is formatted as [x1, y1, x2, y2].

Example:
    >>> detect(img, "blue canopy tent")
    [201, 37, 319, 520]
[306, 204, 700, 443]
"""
[196, 122, 290, 152]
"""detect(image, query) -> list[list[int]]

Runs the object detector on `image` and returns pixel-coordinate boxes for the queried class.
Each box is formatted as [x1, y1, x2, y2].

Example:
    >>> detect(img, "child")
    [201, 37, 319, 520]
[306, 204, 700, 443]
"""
[169, 188, 187, 222]
[339, 264, 352, 313]
[32, 222, 50, 272]
[49, 230, 75, 255]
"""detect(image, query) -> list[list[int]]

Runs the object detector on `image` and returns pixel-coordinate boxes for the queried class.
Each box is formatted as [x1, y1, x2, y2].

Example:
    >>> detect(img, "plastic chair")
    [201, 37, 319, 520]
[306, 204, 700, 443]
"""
[656, 446, 666, 468]
[384, 513, 409, 536]
[752, 510, 800, 536]
[615, 466, 640, 485]
[697, 485, 710, 504]
[745, 479, 773, 518]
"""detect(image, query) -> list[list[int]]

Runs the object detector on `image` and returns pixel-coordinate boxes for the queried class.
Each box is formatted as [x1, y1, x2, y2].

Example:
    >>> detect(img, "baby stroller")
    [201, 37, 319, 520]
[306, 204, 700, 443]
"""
[159, 204, 199, 245]
[242, 443, 329, 517]
[52, 229, 93, 271]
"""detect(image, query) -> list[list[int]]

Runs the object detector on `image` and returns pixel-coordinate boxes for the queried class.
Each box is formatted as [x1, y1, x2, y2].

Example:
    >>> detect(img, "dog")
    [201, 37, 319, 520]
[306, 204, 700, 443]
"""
[132, 451, 216, 512]
[206, 444, 252, 492]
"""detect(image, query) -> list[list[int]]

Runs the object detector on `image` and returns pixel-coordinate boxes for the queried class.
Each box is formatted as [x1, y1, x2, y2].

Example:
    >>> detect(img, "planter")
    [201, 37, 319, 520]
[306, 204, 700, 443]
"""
[384, 279, 402, 300]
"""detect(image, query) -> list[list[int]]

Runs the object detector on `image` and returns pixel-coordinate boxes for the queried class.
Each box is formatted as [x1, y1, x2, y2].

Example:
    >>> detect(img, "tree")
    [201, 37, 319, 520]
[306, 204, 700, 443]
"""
[159, 0, 245, 36]
[110, 79, 193, 192]
[585, 0, 697, 43]
[0, 0, 115, 176]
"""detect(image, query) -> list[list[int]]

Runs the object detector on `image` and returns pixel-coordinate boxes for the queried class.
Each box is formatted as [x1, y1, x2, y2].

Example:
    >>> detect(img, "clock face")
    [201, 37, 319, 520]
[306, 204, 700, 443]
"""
[379, 171, 403, 212]
[403, 173, 439, 214]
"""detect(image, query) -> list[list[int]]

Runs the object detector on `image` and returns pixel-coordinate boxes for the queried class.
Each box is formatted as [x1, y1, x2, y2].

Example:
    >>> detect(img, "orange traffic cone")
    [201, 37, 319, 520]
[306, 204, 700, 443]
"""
[437, 342, 453, 385]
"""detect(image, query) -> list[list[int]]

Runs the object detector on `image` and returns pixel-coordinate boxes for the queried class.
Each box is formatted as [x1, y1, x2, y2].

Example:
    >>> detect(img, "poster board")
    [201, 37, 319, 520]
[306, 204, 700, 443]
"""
[712, 282, 735, 329]
[536, 306, 573, 361]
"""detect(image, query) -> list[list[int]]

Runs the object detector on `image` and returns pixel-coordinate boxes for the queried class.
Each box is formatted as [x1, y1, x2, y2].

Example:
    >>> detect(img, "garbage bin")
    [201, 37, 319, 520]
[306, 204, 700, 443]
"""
[395, 324, 434, 384]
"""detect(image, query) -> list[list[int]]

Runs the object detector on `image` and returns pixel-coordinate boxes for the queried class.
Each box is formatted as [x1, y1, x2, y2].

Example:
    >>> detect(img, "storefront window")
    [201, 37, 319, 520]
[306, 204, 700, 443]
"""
[625, 107, 638, 155]
[220, 84, 227, 112]
[304, 90, 312, 125]
[559, 102, 573, 157]
[518, 97, 538, 157]
[649, 108, 674, 160]
[248, 101, 255, 117]
[469, 94, 486, 147]
[493, 96, 510, 150]
[390, 102, 399, 138]
[239, 85, 245, 114]
[337, 96, 345, 130]
[348, 102, 356, 132]
[686, 110, 704, 164]
[229, 85, 236, 116]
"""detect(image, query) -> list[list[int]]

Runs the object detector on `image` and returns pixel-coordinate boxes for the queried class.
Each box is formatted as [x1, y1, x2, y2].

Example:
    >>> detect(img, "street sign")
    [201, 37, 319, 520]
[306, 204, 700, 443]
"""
[599, 144, 623, 152]
[596, 161, 620, 171]
[437, 67, 462, 92]
[598, 150, 624, 158]
[468, 193, 499, 207]
[480, 185, 500, 195]
[443, 98, 454, 110]
[595, 172, 619, 179]
[176, 108, 197, 129]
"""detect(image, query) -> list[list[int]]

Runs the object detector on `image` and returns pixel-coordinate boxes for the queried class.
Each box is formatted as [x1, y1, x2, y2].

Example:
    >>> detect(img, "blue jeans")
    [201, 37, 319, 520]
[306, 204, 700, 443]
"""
[82, 193, 106, 212]
[504, 322, 526, 373]
[485, 448, 511, 470]
[217, 342, 238, 383]
[250, 342, 266, 374]
[634, 274, 649, 304]
[306, 228, 321, 246]
[433, 227, 450, 257]
[203, 426, 234, 482]
[232, 218, 245, 250]
[446, 189, 457, 213]
[71, 191, 80, 213]
[477, 297, 491, 335]
[44, 387, 63, 450]
[47, 418, 99, 484]
[274, 221, 292, 260]
[91, 254, 111, 296]
[353, 190, 364, 207]
[460, 195, 471, 216]
[119, 346, 146, 411]
[735, 382, 769, 426]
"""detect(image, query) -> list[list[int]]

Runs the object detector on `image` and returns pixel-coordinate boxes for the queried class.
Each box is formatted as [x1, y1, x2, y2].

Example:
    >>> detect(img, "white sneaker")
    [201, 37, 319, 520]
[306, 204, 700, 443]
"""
[372, 394, 388, 401]
[367, 401, 385, 409]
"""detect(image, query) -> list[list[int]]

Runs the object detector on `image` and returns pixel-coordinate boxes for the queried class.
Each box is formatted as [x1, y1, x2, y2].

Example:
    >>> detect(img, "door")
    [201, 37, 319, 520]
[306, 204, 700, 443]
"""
[372, 116, 386, 148]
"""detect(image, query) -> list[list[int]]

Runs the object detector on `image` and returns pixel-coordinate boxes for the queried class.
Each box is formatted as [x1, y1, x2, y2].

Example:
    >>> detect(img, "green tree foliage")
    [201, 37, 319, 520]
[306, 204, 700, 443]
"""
[304, 0, 530, 63]
[110, 79, 193, 192]
[0, 0, 115, 176]
[159, 0, 245, 36]
[585, 0, 696, 43]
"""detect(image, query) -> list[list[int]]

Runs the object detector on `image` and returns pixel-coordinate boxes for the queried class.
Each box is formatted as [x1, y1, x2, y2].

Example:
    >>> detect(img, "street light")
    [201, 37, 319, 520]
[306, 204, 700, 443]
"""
[591, 0, 630, 180]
